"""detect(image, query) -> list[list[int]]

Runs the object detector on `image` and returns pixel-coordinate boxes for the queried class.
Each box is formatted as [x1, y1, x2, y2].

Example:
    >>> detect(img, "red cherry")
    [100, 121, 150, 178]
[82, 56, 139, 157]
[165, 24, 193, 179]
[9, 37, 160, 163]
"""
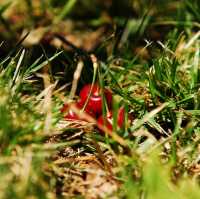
[97, 111, 113, 131]
[64, 108, 80, 120]
[77, 100, 95, 118]
[117, 107, 125, 128]
[79, 84, 112, 115]
[97, 107, 125, 132]
[61, 102, 95, 121]
[61, 103, 79, 121]
[60, 104, 68, 113]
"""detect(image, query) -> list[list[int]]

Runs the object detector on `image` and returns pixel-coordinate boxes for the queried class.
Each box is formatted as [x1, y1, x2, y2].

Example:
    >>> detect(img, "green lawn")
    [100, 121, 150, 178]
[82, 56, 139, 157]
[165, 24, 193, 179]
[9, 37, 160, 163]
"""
[0, 0, 200, 198]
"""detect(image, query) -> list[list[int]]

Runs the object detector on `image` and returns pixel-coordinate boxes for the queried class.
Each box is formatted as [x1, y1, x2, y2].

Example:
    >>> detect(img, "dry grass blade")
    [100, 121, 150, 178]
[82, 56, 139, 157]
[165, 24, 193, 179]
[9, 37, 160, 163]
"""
[69, 59, 84, 99]
[131, 102, 173, 132]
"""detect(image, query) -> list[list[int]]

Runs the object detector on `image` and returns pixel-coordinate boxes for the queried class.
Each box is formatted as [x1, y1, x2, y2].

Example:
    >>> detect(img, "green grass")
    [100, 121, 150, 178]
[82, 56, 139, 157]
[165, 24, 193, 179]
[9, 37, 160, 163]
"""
[0, 0, 200, 198]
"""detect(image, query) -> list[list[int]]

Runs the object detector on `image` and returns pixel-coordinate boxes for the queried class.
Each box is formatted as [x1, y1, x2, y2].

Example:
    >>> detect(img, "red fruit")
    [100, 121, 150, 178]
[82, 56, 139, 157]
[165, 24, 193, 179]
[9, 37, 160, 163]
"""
[64, 108, 80, 120]
[117, 107, 125, 127]
[97, 111, 113, 131]
[61, 102, 95, 121]
[77, 100, 96, 119]
[60, 104, 69, 113]
[79, 84, 112, 115]
[97, 107, 125, 132]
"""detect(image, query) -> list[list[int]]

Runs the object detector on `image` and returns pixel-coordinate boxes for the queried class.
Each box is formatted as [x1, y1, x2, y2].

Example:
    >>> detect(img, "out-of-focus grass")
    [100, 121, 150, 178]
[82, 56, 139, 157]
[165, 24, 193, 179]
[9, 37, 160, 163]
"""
[0, 0, 200, 199]
[0, 42, 63, 198]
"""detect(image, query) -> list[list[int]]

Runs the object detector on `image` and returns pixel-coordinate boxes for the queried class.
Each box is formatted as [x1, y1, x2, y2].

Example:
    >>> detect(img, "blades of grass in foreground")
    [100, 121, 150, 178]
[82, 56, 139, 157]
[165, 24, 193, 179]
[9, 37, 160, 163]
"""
[171, 111, 183, 164]
[0, 32, 30, 66]
[131, 102, 174, 132]
[0, 1, 200, 198]
[24, 51, 63, 76]
[53, 0, 77, 24]
[190, 42, 199, 90]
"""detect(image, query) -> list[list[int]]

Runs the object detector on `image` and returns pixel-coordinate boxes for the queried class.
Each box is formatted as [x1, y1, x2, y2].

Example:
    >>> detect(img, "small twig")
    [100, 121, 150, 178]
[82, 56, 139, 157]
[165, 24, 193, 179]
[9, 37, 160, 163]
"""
[54, 33, 89, 58]
[152, 21, 200, 29]
[54, 155, 97, 164]
[82, 54, 98, 111]
[184, 31, 200, 49]
[68, 104, 128, 146]
[69, 59, 84, 99]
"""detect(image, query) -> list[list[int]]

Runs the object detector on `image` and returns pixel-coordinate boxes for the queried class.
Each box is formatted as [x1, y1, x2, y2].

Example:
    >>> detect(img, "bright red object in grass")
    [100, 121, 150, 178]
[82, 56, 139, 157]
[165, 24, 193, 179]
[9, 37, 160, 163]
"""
[79, 84, 112, 115]
[61, 101, 95, 121]
[117, 107, 125, 127]
[97, 107, 125, 132]
[97, 111, 113, 131]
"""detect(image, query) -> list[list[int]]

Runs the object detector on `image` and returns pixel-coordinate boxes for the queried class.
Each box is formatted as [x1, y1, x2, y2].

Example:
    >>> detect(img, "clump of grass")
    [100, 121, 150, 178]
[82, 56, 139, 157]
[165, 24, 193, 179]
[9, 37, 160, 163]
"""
[0, 0, 200, 199]
[0, 46, 62, 198]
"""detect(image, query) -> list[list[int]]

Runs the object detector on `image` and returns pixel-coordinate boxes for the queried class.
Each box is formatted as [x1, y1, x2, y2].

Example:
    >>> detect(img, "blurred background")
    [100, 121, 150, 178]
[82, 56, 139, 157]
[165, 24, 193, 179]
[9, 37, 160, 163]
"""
[0, 0, 199, 88]
[0, 1, 199, 57]
[0, 1, 200, 198]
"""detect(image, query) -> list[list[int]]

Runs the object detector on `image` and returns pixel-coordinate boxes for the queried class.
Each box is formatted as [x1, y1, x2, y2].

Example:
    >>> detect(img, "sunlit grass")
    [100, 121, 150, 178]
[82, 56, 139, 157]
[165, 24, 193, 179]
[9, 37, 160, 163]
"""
[0, 0, 200, 198]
